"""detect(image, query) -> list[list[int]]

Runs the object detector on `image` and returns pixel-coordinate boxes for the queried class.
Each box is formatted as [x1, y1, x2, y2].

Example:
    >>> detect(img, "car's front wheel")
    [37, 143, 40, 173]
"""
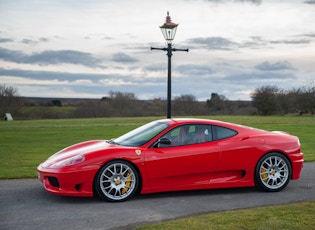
[94, 160, 139, 202]
[255, 152, 292, 192]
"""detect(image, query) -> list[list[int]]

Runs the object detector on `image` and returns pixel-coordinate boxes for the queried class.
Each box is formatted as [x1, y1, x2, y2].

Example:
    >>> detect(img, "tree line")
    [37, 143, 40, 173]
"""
[251, 84, 315, 115]
[1, 84, 314, 120]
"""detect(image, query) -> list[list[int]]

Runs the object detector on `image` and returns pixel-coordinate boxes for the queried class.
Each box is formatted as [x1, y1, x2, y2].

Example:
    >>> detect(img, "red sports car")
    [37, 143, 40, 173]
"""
[37, 118, 304, 202]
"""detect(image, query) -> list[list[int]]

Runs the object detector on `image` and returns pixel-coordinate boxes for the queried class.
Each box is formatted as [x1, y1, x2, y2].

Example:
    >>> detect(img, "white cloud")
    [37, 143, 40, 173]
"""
[0, 0, 315, 100]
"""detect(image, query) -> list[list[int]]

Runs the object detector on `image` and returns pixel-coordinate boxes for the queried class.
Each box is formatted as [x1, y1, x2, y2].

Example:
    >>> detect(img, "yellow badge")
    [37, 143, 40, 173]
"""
[135, 150, 141, 156]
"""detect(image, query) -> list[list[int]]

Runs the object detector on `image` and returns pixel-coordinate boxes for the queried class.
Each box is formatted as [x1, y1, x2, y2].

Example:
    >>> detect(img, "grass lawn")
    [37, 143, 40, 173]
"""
[0, 115, 314, 229]
[136, 201, 315, 230]
[0, 115, 314, 179]
[0, 117, 159, 178]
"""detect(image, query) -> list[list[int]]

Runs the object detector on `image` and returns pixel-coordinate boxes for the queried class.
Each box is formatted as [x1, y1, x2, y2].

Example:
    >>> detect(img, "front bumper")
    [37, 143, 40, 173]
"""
[37, 164, 99, 197]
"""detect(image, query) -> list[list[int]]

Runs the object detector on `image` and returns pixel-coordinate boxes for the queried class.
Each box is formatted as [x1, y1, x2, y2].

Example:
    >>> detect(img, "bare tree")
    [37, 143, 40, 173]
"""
[305, 82, 315, 115]
[108, 91, 140, 116]
[0, 84, 24, 118]
[292, 83, 315, 115]
[206, 93, 227, 114]
[173, 94, 203, 115]
[251, 85, 280, 115]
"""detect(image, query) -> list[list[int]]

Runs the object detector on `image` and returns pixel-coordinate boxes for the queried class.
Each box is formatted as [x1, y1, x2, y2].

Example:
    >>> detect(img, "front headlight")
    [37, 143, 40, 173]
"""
[52, 154, 85, 167]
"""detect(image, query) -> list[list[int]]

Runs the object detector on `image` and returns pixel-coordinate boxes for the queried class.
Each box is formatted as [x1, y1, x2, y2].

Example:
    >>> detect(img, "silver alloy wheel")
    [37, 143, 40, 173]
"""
[95, 161, 138, 202]
[258, 154, 290, 190]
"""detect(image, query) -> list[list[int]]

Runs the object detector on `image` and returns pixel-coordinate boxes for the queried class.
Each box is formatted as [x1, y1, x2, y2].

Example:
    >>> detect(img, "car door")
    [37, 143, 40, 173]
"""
[144, 124, 221, 190]
[210, 125, 253, 184]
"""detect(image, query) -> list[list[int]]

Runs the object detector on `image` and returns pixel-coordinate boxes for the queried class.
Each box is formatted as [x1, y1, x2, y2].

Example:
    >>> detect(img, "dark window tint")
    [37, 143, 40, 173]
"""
[159, 124, 212, 147]
[213, 125, 237, 140]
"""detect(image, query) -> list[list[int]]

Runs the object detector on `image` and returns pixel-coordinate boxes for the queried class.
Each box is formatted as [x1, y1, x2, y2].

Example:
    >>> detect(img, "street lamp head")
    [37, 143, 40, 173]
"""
[160, 11, 178, 44]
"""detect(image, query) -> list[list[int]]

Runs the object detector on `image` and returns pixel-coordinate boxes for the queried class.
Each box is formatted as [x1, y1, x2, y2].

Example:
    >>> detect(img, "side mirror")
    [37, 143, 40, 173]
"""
[159, 138, 171, 145]
[153, 138, 171, 148]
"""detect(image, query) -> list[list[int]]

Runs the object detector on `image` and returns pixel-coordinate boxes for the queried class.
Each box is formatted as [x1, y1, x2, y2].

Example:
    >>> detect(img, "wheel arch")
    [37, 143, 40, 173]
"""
[92, 158, 143, 198]
[254, 151, 293, 192]
[256, 150, 293, 178]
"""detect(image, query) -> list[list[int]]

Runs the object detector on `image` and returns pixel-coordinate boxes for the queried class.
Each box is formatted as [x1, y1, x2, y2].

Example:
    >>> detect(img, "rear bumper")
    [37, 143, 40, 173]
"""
[290, 152, 304, 180]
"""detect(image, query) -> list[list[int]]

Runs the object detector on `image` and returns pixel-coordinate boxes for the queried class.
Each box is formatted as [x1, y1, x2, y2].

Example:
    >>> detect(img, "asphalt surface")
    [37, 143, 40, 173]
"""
[1, 162, 314, 230]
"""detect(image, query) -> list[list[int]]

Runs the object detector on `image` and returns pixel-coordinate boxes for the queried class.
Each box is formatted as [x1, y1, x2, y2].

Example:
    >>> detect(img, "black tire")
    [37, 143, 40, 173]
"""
[255, 152, 292, 192]
[94, 160, 139, 202]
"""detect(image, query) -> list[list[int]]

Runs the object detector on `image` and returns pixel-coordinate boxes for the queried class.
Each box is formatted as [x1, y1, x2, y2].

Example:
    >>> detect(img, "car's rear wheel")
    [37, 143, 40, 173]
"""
[94, 160, 139, 202]
[255, 152, 292, 192]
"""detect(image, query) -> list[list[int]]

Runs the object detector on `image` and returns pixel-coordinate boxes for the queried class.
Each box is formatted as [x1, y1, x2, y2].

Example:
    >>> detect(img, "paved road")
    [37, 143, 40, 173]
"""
[1, 163, 314, 230]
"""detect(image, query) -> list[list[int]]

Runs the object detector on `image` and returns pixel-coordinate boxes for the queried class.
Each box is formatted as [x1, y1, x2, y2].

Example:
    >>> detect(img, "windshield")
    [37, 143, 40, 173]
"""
[113, 121, 169, 147]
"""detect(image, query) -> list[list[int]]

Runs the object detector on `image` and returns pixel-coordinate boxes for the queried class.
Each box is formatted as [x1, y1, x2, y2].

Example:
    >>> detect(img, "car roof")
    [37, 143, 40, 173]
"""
[158, 118, 268, 134]
[158, 118, 236, 127]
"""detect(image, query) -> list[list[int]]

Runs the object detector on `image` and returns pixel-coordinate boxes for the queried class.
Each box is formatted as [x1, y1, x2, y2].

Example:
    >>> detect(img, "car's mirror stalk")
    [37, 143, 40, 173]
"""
[154, 138, 171, 148]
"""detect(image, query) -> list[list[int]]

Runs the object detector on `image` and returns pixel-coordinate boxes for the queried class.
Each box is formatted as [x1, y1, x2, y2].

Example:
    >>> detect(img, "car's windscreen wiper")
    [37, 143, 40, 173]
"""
[106, 139, 120, 145]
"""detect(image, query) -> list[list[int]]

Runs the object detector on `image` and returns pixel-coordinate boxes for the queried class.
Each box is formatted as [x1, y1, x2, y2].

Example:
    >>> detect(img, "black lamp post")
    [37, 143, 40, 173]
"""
[151, 12, 188, 118]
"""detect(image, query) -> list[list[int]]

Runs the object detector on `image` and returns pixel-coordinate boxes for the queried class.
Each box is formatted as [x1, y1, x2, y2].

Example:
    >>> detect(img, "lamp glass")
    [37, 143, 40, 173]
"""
[160, 26, 177, 44]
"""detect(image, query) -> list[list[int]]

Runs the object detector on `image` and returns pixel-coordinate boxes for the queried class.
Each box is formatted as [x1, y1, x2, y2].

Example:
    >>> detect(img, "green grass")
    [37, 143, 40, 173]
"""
[0, 115, 314, 179]
[0, 117, 159, 178]
[136, 201, 315, 230]
[0, 116, 314, 229]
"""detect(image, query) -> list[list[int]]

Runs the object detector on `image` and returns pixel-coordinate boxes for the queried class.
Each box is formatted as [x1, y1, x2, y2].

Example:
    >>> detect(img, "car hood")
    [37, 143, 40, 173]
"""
[41, 140, 109, 168]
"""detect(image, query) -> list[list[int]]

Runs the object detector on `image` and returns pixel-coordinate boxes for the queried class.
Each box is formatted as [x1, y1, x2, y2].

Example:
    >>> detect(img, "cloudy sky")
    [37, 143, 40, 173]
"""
[1, 0, 315, 101]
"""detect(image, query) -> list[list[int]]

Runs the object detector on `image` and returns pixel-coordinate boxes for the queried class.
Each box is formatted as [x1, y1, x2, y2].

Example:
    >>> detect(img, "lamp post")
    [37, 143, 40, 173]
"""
[151, 12, 188, 118]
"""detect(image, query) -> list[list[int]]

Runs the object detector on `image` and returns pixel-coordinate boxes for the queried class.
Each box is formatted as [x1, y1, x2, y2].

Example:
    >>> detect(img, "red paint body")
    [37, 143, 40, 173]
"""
[37, 118, 304, 197]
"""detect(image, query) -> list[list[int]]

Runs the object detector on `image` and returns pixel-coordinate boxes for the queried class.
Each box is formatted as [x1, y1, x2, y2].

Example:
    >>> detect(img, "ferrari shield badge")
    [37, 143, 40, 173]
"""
[135, 150, 141, 156]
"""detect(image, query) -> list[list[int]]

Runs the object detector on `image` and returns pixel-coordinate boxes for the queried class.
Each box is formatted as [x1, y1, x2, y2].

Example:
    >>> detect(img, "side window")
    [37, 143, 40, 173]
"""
[186, 125, 212, 145]
[159, 124, 212, 147]
[213, 125, 237, 140]
[160, 125, 189, 147]
[169, 127, 181, 139]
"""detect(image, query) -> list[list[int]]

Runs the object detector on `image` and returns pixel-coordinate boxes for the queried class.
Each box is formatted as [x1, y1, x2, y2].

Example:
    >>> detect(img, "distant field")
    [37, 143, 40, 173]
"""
[19, 106, 77, 113]
[0, 115, 314, 179]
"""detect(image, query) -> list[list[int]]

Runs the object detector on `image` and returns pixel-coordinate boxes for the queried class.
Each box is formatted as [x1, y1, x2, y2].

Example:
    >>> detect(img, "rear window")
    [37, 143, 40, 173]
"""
[213, 125, 238, 140]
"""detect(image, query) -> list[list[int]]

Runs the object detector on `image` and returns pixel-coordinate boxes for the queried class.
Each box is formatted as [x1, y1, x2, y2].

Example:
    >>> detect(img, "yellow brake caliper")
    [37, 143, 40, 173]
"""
[121, 173, 132, 195]
[261, 168, 268, 182]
